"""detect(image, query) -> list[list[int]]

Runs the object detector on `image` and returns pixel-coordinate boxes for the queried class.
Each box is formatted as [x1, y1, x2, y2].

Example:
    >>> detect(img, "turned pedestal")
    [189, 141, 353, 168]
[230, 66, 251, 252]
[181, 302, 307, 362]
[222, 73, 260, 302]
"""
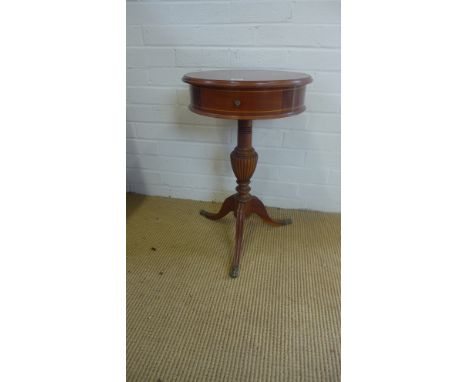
[200, 120, 292, 277]
[182, 70, 312, 278]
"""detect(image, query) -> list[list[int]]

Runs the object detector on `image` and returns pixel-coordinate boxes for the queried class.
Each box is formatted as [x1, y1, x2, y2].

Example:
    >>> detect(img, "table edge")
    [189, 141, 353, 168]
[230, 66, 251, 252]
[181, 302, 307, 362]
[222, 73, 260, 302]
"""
[182, 75, 313, 89]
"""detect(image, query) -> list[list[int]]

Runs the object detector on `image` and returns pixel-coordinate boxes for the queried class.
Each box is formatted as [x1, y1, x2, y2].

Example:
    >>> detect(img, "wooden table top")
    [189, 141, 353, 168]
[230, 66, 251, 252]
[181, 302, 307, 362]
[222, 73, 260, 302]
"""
[183, 69, 312, 89]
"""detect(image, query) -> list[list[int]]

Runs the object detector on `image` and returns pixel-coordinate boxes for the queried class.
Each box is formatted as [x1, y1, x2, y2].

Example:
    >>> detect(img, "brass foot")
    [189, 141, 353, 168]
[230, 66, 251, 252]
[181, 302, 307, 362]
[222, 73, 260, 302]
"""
[199, 209, 211, 218]
[199, 195, 236, 221]
[229, 266, 240, 278]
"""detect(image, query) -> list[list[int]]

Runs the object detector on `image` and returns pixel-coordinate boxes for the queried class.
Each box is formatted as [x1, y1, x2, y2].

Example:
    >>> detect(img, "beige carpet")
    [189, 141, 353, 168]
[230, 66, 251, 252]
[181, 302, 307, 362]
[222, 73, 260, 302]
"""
[127, 193, 341, 382]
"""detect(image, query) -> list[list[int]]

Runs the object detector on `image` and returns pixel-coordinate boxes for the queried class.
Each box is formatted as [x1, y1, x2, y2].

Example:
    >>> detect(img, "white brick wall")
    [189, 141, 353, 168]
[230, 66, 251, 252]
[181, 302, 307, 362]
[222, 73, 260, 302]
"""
[127, 0, 341, 212]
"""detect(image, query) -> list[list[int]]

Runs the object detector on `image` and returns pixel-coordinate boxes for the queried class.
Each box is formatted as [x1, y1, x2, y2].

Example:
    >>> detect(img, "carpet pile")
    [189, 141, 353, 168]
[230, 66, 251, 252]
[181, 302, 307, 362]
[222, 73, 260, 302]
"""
[127, 193, 340, 381]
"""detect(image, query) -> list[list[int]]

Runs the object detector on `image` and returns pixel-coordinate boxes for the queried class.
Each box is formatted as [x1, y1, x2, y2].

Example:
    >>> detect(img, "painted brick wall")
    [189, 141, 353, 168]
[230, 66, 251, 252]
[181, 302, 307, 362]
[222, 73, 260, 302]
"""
[127, 0, 341, 212]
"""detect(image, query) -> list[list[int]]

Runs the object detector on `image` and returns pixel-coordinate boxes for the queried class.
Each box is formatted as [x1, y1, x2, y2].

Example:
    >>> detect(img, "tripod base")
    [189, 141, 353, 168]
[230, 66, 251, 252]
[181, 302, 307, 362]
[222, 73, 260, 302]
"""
[200, 193, 291, 278]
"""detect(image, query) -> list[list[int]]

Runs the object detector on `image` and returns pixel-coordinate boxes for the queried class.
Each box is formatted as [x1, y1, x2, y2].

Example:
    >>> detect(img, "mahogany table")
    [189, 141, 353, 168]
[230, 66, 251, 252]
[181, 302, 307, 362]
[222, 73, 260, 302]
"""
[183, 70, 312, 278]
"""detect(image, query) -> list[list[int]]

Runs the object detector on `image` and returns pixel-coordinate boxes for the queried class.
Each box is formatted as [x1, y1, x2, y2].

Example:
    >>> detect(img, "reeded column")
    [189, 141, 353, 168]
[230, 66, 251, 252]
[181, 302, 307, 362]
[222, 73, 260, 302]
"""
[230, 120, 257, 203]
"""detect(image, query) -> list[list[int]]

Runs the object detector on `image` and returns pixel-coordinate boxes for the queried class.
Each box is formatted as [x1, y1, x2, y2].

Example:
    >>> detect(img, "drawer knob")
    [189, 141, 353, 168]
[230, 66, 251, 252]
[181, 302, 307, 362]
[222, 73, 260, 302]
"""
[234, 99, 241, 107]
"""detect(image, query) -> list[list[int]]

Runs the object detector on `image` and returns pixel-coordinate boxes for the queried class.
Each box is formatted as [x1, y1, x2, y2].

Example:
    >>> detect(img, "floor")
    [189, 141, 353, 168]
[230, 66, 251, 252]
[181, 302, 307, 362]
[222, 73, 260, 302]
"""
[127, 193, 341, 381]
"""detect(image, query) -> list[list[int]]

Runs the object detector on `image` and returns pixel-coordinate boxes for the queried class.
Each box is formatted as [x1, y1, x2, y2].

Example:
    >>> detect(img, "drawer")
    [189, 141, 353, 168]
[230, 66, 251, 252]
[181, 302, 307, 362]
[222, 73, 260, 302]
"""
[188, 86, 306, 120]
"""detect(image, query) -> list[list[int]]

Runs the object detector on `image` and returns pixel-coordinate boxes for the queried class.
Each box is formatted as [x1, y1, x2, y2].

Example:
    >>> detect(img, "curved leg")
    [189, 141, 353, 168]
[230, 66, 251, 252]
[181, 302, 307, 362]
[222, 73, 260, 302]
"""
[229, 203, 245, 278]
[200, 194, 236, 221]
[250, 196, 292, 227]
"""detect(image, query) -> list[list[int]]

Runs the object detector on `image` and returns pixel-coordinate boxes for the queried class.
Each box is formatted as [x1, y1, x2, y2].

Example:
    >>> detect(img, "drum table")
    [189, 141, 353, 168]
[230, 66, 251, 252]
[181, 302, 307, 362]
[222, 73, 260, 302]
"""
[182, 70, 312, 278]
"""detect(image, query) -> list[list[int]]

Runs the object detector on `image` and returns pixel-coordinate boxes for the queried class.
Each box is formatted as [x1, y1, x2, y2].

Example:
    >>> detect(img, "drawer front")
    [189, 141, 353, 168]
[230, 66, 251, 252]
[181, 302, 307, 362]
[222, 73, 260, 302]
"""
[189, 86, 306, 120]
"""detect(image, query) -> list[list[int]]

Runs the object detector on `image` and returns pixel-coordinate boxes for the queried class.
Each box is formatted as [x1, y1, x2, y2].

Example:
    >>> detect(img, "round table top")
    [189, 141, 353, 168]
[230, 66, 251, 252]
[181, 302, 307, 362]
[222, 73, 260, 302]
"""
[183, 69, 312, 89]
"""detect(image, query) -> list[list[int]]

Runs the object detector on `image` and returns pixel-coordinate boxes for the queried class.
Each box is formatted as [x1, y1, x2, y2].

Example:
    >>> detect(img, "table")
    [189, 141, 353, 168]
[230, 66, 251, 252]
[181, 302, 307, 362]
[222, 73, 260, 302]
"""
[183, 70, 312, 278]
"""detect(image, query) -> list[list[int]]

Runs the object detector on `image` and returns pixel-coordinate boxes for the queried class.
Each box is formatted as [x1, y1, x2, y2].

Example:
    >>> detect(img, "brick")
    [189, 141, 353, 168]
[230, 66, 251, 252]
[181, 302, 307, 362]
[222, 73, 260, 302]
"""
[135, 122, 230, 143]
[299, 184, 341, 212]
[230, 48, 288, 68]
[126, 139, 158, 155]
[309, 72, 341, 93]
[143, 26, 187, 46]
[148, 67, 201, 86]
[127, 105, 229, 127]
[305, 93, 341, 113]
[127, 105, 175, 123]
[230, 2, 291, 22]
[158, 141, 232, 160]
[254, 114, 309, 130]
[250, 128, 283, 147]
[256, 148, 305, 166]
[169, 189, 230, 204]
[276, 166, 329, 184]
[161, 172, 235, 191]
[186, 159, 232, 177]
[127, 69, 150, 86]
[304, 150, 340, 169]
[175, 48, 230, 67]
[253, 164, 279, 181]
[176, 88, 190, 106]
[256, 196, 306, 210]
[138, 155, 187, 172]
[126, 122, 136, 138]
[197, 25, 256, 46]
[304, 196, 340, 213]
[283, 131, 340, 150]
[126, 3, 171, 25]
[307, 113, 341, 133]
[127, 169, 161, 185]
[288, 49, 340, 71]
[251, 179, 298, 198]
[256, 25, 340, 48]
[127, 87, 178, 105]
[139, 155, 232, 177]
[127, 48, 174, 68]
[143, 25, 256, 46]
[292, 2, 340, 24]
[328, 169, 341, 186]
[126, 154, 140, 168]
[299, 183, 340, 200]
[127, 26, 142, 46]
[169, 2, 230, 24]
